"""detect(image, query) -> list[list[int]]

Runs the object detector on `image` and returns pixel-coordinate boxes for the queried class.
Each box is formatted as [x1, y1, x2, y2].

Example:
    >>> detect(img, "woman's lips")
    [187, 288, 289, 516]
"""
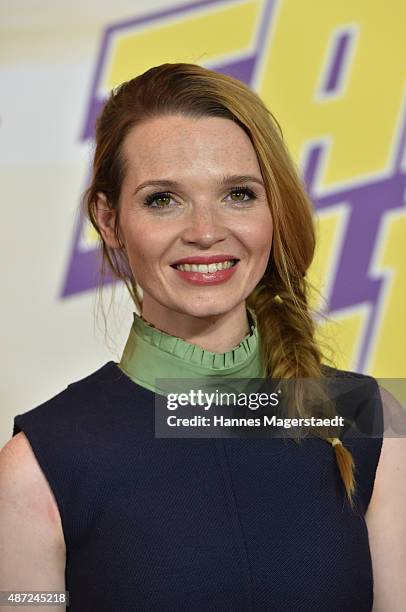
[171, 254, 239, 265]
[171, 261, 240, 285]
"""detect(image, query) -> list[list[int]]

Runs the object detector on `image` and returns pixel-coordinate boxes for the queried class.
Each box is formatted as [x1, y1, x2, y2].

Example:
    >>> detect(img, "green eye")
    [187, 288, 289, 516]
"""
[230, 190, 248, 201]
[155, 195, 171, 206]
[144, 192, 174, 208]
[228, 187, 256, 203]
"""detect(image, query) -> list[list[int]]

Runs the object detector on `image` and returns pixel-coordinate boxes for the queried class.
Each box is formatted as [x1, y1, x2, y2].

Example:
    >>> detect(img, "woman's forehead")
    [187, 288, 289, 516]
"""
[121, 115, 261, 181]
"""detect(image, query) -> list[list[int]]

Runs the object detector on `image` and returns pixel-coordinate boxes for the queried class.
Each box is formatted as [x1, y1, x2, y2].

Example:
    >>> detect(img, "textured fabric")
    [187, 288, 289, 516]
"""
[12, 362, 383, 611]
[119, 308, 266, 393]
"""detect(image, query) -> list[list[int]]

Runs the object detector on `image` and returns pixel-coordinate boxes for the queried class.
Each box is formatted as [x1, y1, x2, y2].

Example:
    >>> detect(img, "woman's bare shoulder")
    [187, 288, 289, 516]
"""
[0, 432, 65, 551]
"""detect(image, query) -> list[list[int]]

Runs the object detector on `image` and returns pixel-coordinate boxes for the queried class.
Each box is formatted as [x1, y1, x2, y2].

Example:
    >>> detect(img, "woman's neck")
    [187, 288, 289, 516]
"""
[140, 301, 251, 354]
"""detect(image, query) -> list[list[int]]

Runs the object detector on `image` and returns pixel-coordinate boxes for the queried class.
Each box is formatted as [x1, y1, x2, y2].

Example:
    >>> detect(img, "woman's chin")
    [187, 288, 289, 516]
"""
[169, 299, 244, 320]
[141, 289, 247, 321]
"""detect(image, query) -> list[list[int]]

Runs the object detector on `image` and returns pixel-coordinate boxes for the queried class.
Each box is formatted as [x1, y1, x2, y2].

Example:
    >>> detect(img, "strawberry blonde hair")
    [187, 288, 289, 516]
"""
[84, 63, 356, 508]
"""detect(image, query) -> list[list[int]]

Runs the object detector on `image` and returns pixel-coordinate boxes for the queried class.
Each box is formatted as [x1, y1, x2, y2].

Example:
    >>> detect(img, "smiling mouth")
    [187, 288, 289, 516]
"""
[170, 259, 239, 273]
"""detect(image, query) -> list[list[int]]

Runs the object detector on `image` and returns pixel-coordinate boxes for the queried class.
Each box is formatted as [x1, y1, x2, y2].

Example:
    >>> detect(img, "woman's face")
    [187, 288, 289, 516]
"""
[101, 114, 273, 324]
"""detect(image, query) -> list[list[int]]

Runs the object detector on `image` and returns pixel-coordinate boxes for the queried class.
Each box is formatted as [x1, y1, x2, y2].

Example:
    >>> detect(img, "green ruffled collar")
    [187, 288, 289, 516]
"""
[118, 308, 265, 394]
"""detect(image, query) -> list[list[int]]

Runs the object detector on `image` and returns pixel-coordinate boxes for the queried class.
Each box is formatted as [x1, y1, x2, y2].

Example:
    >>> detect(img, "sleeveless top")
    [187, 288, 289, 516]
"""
[12, 311, 384, 611]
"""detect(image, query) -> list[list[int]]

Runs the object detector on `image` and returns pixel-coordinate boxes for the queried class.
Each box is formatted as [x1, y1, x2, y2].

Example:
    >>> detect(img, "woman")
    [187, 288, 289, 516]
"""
[1, 63, 405, 611]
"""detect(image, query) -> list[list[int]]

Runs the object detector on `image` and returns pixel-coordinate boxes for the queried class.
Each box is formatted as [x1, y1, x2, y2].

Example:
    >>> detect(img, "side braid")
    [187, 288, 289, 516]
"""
[248, 275, 357, 510]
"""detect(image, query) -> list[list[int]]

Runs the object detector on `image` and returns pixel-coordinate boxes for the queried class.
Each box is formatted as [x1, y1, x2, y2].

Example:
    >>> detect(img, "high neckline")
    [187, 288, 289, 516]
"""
[118, 308, 266, 394]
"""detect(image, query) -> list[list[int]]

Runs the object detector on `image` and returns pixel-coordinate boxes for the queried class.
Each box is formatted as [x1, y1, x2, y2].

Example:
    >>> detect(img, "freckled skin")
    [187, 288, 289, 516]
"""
[100, 115, 273, 351]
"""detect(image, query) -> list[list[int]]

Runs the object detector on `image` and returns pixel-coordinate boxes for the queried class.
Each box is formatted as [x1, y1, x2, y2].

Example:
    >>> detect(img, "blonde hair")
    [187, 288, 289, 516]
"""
[84, 63, 356, 509]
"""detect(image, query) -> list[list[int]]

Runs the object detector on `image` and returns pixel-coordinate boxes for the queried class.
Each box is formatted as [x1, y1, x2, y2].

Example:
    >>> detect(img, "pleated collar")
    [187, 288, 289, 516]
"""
[118, 307, 265, 394]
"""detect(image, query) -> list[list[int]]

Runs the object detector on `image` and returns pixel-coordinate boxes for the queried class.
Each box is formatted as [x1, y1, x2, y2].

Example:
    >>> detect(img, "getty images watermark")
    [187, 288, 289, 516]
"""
[153, 377, 406, 439]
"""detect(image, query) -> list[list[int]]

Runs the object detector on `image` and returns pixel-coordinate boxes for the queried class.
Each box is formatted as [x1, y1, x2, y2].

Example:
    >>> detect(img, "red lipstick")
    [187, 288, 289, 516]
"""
[171, 256, 240, 286]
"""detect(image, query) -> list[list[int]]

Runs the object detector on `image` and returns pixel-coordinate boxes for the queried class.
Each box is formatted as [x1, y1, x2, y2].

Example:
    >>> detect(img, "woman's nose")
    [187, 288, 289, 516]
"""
[180, 207, 228, 247]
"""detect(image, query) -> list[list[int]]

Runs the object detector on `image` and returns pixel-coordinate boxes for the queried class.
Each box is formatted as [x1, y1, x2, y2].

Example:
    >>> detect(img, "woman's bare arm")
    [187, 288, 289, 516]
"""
[0, 432, 66, 611]
[365, 388, 406, 612]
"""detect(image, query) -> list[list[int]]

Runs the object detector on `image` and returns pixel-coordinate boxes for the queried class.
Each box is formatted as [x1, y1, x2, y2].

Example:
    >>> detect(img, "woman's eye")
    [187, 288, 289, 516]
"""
[227, 187, 256, 203]
[154, 195, 171, 207]
[144, 192, 175, 208]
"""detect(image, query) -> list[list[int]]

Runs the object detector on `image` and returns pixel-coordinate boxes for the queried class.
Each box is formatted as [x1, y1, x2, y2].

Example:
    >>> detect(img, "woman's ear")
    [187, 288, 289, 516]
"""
[94, 193, 122, 249]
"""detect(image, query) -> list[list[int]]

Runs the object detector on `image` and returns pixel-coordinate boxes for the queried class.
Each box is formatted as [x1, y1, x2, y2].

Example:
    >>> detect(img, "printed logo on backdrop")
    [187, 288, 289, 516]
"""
[61, 0, 406, 376]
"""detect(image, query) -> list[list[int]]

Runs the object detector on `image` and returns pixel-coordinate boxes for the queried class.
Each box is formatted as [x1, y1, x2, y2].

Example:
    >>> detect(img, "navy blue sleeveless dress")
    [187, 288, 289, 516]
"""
[12, 362, 383, 611]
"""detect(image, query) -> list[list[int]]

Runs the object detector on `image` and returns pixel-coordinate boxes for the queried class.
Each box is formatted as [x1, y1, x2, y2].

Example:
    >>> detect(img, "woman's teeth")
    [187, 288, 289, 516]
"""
[175, 260, 237, 273]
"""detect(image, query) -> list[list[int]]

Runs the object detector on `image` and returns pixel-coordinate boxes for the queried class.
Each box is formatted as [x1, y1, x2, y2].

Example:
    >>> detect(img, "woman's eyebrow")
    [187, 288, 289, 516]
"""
[132, 179, 178, 197]
[218, 174, 265, 188]
[132, 174, 265, 197]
